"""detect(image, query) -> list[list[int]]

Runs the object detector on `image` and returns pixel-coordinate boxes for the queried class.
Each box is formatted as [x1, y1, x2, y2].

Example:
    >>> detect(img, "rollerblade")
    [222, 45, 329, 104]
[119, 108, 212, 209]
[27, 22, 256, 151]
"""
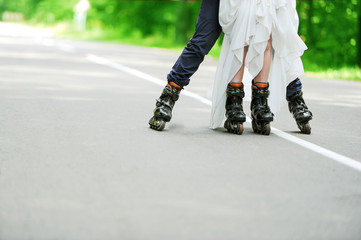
[224, 83, 247, 135]
[149, 82, 182, 131]
[251, 81, 274, 135]
[287, 91, 313, 134]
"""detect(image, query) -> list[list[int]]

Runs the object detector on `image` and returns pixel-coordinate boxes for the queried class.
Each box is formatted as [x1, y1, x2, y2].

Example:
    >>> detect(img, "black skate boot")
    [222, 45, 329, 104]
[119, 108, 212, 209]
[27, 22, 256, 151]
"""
[286, 91, 313, 134]
[149, 82, 182, 131]
[224, 83, 247, 135]
[251, 81, 274, 135]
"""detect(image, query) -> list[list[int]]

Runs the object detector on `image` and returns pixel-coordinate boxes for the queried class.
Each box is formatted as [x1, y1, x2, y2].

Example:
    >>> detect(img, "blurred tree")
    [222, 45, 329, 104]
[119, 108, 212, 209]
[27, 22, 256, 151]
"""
[0, 0, 8, 13]
[297, 0, 360, 68]
[0, 0, 359, 69]
[356, 1, 361, 67]
[175, 1, 200, 44]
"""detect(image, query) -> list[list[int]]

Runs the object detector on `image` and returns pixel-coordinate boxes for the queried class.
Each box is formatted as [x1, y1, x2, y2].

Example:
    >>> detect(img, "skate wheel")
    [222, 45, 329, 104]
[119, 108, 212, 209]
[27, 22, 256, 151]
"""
[149, 119, 166, 131]
[156, 121, 166, 131]
[251, 119, 258, 133]
[233, 123, 243, 135]
[238, 124, 244, 135]
[252, 120, 271, 135]
[225, 121, 243, 135]
[263, 124, 271, 136]
[299, 122, 311, 134]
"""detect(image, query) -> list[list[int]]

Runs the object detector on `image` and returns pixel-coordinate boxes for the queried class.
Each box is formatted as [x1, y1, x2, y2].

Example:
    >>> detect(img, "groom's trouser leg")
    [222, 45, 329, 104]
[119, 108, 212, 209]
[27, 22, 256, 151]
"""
[167, 0, 222, 88]
[286, 78, 303, 96]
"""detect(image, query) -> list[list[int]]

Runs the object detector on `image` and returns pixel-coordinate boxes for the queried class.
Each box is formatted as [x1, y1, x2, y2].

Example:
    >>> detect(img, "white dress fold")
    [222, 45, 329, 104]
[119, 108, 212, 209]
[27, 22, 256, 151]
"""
[210, 0, 307, 129]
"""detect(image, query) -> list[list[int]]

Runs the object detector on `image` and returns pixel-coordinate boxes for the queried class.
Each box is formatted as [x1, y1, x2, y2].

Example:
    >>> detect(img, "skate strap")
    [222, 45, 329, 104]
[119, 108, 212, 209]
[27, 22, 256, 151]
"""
[156, 98, 173, 108]
[228, 82, 243, 88]
[252, 82, 268, 89]
[287, 91, 303, 101]
[167, 82, 182, 93]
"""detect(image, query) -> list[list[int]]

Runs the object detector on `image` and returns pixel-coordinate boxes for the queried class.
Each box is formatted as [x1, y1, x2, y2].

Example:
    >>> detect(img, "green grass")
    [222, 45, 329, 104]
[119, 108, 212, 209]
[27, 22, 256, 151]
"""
[54, 22, 187, 51]
[305, 67, 361, 81]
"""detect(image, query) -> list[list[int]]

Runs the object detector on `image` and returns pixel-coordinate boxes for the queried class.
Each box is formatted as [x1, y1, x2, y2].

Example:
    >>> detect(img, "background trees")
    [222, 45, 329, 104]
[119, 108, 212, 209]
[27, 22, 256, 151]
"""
[297, 0, 360, 69]
[0, 0, 359, 70]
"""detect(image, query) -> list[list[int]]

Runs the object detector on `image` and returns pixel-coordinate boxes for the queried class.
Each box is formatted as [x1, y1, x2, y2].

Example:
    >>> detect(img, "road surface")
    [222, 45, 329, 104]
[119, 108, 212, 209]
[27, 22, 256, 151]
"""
[0, 23, 360, 240]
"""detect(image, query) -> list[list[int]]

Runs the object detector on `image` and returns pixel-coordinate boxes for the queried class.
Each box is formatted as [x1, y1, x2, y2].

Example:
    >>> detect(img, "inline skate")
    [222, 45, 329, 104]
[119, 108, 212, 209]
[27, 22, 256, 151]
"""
[149, 82, 182, 131]
[251, 81, 274, 135]
[286, 91, 313, 134]
[224, 83, 247, 135]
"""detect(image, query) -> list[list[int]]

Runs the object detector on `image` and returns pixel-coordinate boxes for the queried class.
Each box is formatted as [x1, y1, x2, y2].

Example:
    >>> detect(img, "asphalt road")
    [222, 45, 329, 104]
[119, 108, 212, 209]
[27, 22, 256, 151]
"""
[0, 23, 361, 240]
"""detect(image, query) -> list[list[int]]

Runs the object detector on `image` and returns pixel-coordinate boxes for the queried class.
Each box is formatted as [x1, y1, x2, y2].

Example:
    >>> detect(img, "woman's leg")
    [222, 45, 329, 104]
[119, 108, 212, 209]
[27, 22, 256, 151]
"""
[254, 38, 272, 83]
[224, 46, 248, 134]
[230, 46, 249, 84]
[250, 37, 274, 135]
[230, 37, 272, 84]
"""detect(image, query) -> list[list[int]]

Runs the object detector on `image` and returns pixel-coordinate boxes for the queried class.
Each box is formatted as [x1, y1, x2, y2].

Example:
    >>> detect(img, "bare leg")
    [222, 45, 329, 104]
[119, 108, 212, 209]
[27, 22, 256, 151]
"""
[230, 46, 249, 84]
[225, 46, 248, 135]
[251, 37, 274, 135]
[254, 38, 272, 83]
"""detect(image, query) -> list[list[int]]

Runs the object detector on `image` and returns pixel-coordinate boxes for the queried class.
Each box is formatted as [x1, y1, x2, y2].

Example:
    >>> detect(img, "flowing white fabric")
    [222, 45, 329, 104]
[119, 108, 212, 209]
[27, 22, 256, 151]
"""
[210, 0, 307, 129]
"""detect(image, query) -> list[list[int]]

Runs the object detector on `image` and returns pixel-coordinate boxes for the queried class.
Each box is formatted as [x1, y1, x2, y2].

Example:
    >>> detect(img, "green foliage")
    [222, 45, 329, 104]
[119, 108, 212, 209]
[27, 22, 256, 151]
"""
[0, 0, 76, 23]
[297, 0, 360, 69]
[85, 1, 199, 42]
[0, 0, 360, 77]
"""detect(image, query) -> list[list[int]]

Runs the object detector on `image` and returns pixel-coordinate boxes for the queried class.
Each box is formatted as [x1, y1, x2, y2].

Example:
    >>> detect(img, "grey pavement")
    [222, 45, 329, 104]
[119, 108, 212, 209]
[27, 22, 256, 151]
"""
[0, 23, 361, 240]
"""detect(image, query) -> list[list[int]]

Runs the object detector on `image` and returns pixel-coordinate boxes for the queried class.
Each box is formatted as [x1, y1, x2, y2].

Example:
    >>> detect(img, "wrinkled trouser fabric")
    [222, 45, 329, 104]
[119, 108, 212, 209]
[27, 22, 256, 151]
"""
[167, 0, 222, 87]
[167, 0, 302, 95]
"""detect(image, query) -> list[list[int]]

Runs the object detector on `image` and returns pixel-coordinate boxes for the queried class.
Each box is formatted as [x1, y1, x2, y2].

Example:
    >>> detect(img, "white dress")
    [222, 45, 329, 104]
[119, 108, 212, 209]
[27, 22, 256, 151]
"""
[210, 0, 307, 129]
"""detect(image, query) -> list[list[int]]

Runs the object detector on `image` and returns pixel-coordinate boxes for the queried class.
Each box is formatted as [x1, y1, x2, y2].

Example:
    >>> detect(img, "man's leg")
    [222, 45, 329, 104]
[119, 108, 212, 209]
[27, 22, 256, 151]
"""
[286, 78, 302, 97]
[286, 78, 313, 134]
[149, 0, 222, 130]
[167, 0, 222, 88]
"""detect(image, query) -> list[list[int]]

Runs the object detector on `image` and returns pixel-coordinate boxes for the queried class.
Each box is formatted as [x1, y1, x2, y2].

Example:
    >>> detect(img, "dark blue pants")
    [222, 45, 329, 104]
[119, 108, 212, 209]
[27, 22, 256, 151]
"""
[167, 0, 302, 96]
[167, 0, 221, 87]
